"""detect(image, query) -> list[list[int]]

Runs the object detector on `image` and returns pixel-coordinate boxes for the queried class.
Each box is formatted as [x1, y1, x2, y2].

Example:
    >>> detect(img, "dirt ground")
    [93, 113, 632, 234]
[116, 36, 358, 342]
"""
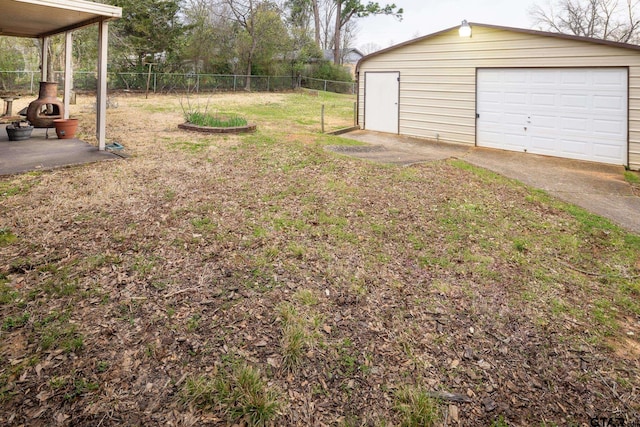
[0, 92, 639, 426]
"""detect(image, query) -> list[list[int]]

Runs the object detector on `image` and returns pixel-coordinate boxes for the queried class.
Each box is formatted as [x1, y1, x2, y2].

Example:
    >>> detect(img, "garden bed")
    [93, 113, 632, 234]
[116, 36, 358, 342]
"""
[178, 121, 256, 134]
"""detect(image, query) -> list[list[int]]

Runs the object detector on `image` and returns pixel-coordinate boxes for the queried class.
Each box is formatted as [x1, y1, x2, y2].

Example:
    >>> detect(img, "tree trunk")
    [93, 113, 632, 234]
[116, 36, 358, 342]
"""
[312, 0, 321, 47]
[245, 39, 256, 91]
[333, 0, 342, 64]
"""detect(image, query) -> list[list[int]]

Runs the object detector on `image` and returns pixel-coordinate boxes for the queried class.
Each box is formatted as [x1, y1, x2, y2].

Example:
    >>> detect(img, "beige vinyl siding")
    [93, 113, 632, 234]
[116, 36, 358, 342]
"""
[358, 25, 640, 169]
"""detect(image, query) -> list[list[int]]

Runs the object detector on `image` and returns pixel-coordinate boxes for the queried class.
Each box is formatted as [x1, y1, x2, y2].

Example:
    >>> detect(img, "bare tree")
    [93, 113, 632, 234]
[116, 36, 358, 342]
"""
[530, 0, 640, 43]
[359, 41, 382, 55]
[224, 0, 258, 89]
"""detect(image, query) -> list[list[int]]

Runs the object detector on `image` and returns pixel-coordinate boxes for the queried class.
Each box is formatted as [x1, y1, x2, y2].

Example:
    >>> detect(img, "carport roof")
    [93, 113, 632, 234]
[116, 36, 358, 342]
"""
[0, 0, 122, 38]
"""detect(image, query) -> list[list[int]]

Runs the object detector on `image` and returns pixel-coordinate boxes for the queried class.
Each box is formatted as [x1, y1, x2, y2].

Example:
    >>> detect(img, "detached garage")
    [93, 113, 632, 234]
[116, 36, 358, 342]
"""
[356, 23, 640, 170]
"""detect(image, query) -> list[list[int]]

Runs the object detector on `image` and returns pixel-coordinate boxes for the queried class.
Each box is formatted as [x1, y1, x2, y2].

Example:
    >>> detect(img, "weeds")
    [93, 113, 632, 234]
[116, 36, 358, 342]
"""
[182, 362, 281, 426]
[278, 303, 307, 370]
[394, 386, 442, 427]
[187, 112, 248, 128]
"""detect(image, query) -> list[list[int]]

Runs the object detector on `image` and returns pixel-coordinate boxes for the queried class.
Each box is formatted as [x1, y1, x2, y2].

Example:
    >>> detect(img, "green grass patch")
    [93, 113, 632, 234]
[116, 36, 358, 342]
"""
[3, 313, 29, 330]
[0, 174, 41, 200]
[623, 170, 640, 184]
[0, 228, 17, 246]
[35, 311, 84, 353]
[0, 281, 18, 305]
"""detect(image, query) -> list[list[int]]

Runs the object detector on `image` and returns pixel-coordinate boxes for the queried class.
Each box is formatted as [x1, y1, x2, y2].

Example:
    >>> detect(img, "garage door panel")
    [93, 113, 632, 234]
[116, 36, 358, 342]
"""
[505, 92, 527, 104]
[531, 135, 559, 152]
[531, 93, 555, 107]
[504, 112, 528, 125]
[561, 117, 589, 132]
[560, 94, 590, 109]
[561, 72, 588, 85]
[593, 95, 625, 111]
[559, 139, 590, 156]
[531, 72, 557, 84]
[505, 72, 527, 83]
[593, 143, 625, 161]
[594, 71, 626, 85]
[593, 119, 626, 137]
[504, 136, 528, 149]
[477, 68, 627, 165]
[593, 117, 626, 135]
[534, 115, 558, 130]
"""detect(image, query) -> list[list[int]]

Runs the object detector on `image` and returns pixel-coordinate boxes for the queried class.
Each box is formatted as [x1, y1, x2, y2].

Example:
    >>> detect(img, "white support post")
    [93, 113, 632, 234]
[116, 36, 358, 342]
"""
[97, 20, 109, 150]
[41, 37, 49, 82]
[63, 31, 72, 119]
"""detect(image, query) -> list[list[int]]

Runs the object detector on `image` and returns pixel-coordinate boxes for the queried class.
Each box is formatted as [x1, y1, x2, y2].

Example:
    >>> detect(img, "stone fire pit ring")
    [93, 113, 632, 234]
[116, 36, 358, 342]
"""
[178, 122, 257, 134]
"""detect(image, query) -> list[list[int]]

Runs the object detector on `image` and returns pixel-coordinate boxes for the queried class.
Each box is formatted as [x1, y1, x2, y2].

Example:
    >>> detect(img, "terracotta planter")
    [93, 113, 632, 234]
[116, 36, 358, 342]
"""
[53, 118, 79, 139]
[6, 124, 34, 141]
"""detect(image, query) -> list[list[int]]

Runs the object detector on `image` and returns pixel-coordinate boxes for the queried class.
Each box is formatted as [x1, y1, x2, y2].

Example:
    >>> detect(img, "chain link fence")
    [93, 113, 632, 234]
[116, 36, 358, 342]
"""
[0, 71, 356, 95]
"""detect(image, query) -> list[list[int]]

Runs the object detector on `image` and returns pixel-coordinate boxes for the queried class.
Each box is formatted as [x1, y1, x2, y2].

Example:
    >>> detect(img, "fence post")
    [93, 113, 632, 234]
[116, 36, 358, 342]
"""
[233, 75, 237, 91]
[321, 104, 325, 133]
[324, 80, 327, 92]
[267, 76, 270, 92]
[153, 73, 157, 93]
[30, 71, 34, 93]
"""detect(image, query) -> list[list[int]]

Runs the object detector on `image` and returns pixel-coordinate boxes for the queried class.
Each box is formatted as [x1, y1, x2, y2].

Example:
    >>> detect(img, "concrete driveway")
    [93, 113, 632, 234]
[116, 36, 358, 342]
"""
[335, 130, 640, 235]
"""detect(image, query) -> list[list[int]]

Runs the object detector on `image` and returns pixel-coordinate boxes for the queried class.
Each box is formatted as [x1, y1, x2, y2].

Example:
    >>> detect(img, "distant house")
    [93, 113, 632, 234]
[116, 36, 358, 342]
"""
[323, 48, 364, 75]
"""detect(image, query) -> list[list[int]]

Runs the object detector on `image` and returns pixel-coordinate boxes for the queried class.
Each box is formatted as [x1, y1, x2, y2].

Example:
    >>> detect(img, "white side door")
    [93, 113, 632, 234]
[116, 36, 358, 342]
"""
[364, 72, 399, 134]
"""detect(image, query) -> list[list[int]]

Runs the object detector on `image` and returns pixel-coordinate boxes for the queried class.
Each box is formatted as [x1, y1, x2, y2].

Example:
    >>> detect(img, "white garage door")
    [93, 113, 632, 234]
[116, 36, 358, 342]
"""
[477, 68, 627, 165]
[364, 72, 399, 133]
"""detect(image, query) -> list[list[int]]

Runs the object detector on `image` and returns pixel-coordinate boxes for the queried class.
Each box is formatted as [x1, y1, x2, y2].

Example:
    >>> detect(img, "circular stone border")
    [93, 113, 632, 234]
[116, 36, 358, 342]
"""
[178, 122, 257, 134]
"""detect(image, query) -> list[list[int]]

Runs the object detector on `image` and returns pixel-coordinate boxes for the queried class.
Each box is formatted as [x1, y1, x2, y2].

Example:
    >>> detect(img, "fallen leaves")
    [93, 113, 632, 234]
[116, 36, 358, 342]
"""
[1, 93, 639, 426]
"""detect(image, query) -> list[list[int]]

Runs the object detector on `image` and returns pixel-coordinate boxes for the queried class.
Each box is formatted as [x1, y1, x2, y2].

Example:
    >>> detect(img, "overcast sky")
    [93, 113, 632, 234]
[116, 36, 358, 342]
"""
[355, 0, 538, 52]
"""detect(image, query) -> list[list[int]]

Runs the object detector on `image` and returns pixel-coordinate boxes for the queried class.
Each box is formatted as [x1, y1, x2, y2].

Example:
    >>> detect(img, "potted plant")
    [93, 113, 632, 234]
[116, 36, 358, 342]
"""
[53, 118, 79, 139]
[5, 120, 34, 141]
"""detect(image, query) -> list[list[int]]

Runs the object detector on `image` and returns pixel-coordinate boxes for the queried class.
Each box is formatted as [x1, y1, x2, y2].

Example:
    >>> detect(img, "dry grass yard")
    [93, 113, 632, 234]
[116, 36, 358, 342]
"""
[1, 91, 639, 426]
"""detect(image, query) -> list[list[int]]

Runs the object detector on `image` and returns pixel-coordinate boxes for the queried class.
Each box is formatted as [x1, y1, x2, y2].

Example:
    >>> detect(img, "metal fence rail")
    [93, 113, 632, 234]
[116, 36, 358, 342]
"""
[0, 71, 356, 95]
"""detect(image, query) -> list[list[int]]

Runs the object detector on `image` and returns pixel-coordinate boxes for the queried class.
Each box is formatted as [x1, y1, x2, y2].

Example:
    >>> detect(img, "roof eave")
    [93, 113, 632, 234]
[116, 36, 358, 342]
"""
[15, 0, 122, 18]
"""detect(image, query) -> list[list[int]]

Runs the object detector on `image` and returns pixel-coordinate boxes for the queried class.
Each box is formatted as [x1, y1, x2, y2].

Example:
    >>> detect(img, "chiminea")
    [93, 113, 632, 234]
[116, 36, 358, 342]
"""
[26, 82, 64, 128]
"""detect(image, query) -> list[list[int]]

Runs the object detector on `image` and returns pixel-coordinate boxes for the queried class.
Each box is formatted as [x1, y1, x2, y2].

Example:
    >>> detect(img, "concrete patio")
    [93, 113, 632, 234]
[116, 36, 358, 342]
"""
[0, 124, 121, 176]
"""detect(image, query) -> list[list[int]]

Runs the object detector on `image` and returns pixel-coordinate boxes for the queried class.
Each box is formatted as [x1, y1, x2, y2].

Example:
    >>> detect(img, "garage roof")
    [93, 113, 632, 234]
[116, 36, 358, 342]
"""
[0, 0, 122, 38]
[357, 23, 640, 72]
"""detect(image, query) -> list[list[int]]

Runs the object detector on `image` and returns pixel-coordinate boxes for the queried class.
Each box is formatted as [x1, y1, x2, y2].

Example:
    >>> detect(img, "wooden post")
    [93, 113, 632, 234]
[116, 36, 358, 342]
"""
[41, 36, 49, 82]
[97, 20, 109, 150]
[63, 31, 73, 118]
[353, 102, 357, 126]
[145, 62, 156, 99]
[321, 104, 325, 133]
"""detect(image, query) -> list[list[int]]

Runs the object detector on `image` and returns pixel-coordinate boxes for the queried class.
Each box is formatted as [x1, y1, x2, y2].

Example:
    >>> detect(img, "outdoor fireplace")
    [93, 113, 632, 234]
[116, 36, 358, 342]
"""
[26, 82, 64, 128]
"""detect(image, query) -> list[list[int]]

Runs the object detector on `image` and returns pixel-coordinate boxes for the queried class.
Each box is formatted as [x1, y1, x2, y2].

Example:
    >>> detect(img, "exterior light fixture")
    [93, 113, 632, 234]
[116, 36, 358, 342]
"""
[459, 20, 472, 37]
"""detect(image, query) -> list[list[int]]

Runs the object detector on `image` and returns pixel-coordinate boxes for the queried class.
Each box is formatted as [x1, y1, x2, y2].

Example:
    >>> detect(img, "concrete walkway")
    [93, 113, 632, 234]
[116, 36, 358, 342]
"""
[335, 130, 640, 235]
